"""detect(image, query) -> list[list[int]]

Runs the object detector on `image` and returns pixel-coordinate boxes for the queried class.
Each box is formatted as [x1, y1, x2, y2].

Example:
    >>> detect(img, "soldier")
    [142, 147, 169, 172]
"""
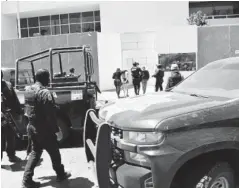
[131, 62, 142, 95]
[1, 71, 22, 162]
[22, 69, 71, 188]
[153, 64, 165, 92]
[166, 64, 184, 90]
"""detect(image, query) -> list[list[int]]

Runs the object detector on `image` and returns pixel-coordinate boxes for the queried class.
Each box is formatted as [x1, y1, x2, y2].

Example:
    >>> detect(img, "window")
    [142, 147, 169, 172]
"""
[29, 28, 39, 37]
[70, 13, 81, 23]
[40, 27, 51, 35]
[20, 19, 27, 28]
[51, 25, 60, 35]
[39, 16, 50, 26]
[19, 10, 101, 38]
[95, 22, 101, 32]
[82, 11, 94, 22]
[82, 23, 94, 32]
[28, 17, 39, 27]
[70, 24, 81, 33]
[51, 15, 60, 25]
[61, 25, 69, 34]
[60, 14, 69, 24]
[21, 29, 28, 38]
[94, 11, 100, 21]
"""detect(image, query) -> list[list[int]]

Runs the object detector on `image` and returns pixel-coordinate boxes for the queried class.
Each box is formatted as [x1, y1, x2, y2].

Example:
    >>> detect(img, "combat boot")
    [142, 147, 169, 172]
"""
[56, 171, 71, 182]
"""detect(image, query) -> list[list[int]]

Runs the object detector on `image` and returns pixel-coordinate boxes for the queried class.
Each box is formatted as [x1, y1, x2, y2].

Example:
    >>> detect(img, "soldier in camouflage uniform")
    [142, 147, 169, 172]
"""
[22, 69, 71, 188]
[1, 71, 21, 162]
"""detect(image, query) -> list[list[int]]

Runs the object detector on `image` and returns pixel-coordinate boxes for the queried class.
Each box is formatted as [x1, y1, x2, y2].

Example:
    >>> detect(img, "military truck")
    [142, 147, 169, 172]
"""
[5, 46, 100, 143]
[84, 57, 239, 188]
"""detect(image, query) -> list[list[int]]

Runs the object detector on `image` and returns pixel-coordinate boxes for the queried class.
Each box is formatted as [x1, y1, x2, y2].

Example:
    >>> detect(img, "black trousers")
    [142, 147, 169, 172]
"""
[155, 79, 163, 92]
[114, 79, 122, 97]
[133, 78, 141, 95]
[23, 125, 65, 183]
[1, 125, 16, 159]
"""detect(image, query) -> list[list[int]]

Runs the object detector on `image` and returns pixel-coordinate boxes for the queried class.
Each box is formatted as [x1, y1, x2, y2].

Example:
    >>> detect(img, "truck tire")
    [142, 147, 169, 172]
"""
[198, 162, 236, 188]
[178, 162, 236, 188]
[56, 117, 70, 143]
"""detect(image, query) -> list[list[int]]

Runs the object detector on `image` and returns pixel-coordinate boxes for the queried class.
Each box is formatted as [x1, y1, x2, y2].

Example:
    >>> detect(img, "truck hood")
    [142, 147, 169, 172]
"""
[99, 92, 238, 132]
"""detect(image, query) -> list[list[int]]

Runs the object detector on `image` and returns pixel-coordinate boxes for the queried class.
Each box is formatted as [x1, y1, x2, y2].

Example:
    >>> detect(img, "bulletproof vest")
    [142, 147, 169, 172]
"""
[131, 67, 140, 78]
[24, 85, 43, 120]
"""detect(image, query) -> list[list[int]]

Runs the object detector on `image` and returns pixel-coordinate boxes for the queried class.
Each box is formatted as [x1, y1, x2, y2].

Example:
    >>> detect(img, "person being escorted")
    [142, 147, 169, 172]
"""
[112, 68, 122, 98]
[131, 62, 142, 95]
[1, 71, 22, 162]
[166, 64, 184, 90]
[121, 70, 129, 98]
[141, 66, 150, 94]
[153, 64, 164, 92]
[22, 69, 71, 188]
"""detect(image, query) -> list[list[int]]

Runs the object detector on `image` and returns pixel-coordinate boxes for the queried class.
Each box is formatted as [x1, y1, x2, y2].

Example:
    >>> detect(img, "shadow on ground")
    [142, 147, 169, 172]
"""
[38, 176, 94, 188]
[1, 158, 43, 172]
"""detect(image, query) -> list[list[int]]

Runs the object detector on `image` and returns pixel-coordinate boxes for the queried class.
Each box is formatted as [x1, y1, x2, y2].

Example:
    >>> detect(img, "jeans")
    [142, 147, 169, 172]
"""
[133, 78, 141, 95]
[141, 79, 148, 94]
[1, 125, 16, 159]
[23, 125, 65, 184]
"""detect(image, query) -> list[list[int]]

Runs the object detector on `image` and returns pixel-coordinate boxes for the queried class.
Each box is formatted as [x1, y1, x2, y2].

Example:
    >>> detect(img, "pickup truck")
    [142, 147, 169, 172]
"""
[2, 46, 100, 143]
[84, 57, 239, 188]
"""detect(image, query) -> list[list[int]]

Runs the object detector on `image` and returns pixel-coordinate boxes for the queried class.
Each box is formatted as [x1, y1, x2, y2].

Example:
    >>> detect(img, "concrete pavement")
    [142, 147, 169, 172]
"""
[1, 148, 95, 188]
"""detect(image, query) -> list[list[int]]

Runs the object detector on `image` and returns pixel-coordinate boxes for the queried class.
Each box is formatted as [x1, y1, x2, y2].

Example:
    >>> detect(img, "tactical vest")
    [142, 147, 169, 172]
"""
[24, 85, 43, 121]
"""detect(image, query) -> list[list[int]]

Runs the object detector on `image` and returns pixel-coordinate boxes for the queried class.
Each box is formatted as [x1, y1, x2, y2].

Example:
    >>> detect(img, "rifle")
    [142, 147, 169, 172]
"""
[1, 92, 22, 139]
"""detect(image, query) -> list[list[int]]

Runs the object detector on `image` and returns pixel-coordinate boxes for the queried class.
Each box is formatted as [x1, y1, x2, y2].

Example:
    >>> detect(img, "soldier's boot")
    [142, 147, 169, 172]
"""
[22, 180, 41, 188]
[9, 155, 22, 163]
[56, 171, 71, 182]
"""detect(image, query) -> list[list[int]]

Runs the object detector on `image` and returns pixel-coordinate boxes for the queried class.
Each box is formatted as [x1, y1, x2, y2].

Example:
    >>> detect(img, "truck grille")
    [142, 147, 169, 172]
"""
[111, 127, 124, 162]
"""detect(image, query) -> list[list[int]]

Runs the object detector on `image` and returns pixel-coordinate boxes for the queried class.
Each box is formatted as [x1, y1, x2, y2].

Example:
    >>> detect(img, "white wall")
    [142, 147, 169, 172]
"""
[207, 18, 239, 26]
[1, 15, 18, 40]
[97, 33, 122, 90]
[100, 1, 189, 33]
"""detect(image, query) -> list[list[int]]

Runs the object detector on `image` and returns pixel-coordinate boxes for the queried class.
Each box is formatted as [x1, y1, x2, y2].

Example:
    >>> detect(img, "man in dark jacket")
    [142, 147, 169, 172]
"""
[112, 68, 122, 98]
[22, 69, 71, 188]
[141, 66, 150, 94]
[166, 64, 184, 90]
[1, 71, 21, 162]
[153, 64, 164, 92]
[131, 62, 142, 95]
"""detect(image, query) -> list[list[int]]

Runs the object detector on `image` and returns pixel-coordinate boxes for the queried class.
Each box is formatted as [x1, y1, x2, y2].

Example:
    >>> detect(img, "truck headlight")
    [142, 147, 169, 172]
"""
[124, 131, 164, 145]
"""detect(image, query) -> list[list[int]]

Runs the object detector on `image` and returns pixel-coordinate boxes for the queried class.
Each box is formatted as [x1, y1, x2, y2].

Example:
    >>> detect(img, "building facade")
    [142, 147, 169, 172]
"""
[1, 1, 239, 90]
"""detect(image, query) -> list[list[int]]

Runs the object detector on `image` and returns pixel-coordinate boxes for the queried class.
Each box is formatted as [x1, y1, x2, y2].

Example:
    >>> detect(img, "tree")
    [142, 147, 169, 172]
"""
[187, 11, 207, 26]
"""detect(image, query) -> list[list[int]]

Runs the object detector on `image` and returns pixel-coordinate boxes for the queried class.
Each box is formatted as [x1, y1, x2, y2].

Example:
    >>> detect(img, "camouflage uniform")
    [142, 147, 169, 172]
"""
[22, 81, 67, 187]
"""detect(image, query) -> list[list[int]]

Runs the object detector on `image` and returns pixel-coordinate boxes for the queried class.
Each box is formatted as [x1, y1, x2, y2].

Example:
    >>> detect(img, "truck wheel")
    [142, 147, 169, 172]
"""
[177, 162, 236, 188]
[56, 118, 70, 143]
[197, 162, 236, 188]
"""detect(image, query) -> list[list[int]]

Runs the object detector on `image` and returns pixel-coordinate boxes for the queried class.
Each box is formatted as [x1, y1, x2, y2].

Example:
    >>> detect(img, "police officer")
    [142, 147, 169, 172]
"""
[153, 64, 165, 92]
[1, 71, 21, 162]
[131, 62, 142, 95]
[22, 69, 71, 188]
[166, 64, 184, 90]
[112, 68, 122, 98]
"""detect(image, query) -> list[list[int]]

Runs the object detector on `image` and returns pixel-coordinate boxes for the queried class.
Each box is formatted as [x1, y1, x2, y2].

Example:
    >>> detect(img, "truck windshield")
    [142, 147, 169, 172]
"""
[173, 59, 239, 99]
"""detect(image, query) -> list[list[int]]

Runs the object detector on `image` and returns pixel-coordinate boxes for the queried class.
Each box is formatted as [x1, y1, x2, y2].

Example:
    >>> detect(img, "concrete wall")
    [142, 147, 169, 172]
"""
[207, 18, 239, 26]
[1, 32, 100, 85]
[197, 25, 239, 68]
[97, 33, 122, 90]
[1, 15, 18, 40]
